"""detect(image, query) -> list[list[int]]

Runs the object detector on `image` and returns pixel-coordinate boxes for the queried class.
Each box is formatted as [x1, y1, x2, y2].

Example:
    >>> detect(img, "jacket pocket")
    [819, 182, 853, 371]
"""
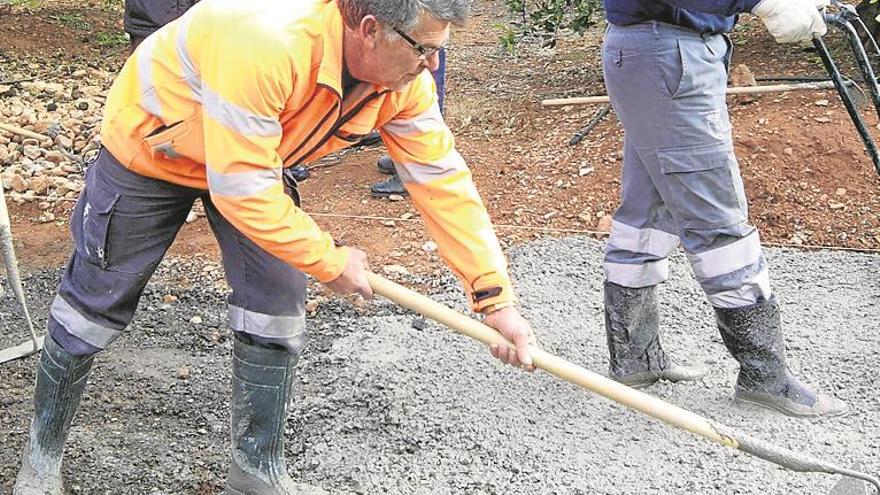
[143, 114, 205, 164]
[657, 143, 747, 229]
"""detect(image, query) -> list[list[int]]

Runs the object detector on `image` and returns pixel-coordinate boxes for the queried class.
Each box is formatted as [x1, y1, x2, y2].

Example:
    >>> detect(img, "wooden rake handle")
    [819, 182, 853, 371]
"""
[366, 272, 880, 491]
[366, 272, 736, 444]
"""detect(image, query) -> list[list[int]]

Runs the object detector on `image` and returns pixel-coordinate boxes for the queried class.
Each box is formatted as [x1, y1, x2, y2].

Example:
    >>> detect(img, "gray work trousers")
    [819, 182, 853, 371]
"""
[601, 21, 771, 309]
[49, 149, 308, 355]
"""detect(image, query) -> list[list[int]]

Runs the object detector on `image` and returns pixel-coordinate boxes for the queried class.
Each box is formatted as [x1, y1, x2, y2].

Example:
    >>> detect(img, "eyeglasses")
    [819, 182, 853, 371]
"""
[392, 26, 444, 59]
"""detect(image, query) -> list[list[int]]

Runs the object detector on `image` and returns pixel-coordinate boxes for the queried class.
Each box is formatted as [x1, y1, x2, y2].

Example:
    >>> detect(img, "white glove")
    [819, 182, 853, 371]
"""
[752, 0, 830, 43]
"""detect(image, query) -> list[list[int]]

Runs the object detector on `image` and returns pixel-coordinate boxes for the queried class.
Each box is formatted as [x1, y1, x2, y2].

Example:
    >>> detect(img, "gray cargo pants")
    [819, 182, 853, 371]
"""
[601, 21, 771, 309]
[49, 149, 308, 355]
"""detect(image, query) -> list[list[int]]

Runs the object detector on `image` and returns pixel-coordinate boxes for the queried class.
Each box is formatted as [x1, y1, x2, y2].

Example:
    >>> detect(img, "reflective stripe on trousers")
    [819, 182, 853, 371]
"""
[601, 21, 771, 308]
[51, 148, 307, 353]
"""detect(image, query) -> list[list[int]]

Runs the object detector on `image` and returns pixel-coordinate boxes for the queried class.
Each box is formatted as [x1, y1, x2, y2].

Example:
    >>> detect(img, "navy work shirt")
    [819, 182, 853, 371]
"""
[604, 0, 763, 34]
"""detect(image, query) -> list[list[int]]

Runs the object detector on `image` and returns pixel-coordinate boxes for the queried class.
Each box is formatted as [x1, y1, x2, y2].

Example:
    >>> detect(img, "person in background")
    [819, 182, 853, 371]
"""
[124, 0, 199, 51]
[597, 0, 848, 417]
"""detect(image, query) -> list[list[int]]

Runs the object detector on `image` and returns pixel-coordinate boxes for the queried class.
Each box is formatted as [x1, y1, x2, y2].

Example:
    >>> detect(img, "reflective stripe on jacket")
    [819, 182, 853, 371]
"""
[100, 0, 513, 311]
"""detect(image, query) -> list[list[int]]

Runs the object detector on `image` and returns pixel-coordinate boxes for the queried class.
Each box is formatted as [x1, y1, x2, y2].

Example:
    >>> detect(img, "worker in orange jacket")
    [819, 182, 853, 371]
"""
[13, 1, 536, 493]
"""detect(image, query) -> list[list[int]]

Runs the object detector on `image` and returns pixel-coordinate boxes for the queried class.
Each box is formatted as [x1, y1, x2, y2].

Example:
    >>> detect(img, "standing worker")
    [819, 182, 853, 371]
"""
[599, 0, 848, 417]
[13, 0, 537, 494]
[124, 0, 199, 51]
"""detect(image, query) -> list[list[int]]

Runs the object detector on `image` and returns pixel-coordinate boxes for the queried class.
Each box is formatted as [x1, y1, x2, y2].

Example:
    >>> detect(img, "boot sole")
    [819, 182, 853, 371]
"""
[734, 394, 850, 418]
[371, 191, 409, 198]
[613, 365, 710, 390]
[616, 375, 660, 389]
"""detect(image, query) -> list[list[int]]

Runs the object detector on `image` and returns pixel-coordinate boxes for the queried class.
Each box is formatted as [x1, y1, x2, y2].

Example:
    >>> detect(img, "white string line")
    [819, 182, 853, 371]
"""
[10, 194, 880, 254]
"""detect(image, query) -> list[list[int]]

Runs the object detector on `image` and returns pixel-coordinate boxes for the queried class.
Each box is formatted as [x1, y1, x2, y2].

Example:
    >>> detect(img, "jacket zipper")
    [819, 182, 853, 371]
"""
[283, 85, 340, 166]
[284, 85, 388, 166]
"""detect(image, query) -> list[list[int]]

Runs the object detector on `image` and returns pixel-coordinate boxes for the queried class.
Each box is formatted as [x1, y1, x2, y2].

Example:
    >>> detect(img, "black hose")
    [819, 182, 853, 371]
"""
[814, 36, 880, 176]
[569, 104, 612, 146]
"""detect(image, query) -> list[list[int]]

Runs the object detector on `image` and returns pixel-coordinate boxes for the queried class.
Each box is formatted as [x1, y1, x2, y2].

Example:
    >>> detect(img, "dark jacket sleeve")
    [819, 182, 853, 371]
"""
[124, 0, 199, 40]
[659, 0, 762, 16]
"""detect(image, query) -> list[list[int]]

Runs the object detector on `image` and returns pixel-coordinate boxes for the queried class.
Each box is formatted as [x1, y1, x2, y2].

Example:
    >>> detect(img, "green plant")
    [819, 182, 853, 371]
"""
[6, 0, 41, 8]
[499, 0, 602, 50]
[96, 31, 130, 47]
[57, 13, 90, 30]
[495, 22, 518, 55]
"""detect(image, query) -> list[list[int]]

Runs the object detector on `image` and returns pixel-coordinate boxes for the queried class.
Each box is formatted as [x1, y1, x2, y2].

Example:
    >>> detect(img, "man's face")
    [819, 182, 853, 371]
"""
[370, 15, 450, 91]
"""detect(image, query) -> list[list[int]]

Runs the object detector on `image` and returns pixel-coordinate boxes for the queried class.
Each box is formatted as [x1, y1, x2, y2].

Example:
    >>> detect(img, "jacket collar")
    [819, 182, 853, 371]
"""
[317, 0, 387, 97]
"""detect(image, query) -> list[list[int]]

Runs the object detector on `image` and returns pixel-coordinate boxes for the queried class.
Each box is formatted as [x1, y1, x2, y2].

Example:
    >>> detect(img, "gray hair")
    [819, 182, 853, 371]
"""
[338, 0, 470, 32]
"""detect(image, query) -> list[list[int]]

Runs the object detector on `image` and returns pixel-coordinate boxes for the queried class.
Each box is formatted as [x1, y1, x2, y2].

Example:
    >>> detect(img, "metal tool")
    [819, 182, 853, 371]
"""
[366, 272, 880, 494]
[0, 185, 43, 364]
[814, 0, 880, 176]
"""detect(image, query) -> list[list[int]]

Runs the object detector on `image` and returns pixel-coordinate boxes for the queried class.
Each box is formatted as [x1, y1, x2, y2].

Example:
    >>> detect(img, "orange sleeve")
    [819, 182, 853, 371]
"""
[379, 72, 515, 312]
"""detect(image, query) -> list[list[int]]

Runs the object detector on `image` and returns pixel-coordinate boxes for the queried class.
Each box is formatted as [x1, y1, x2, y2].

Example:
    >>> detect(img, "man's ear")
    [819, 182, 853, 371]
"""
[358, 15, 382, 49]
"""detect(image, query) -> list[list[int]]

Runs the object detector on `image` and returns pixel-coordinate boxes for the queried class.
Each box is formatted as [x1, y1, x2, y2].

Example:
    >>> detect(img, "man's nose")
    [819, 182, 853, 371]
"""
[422, 50, 441, 72]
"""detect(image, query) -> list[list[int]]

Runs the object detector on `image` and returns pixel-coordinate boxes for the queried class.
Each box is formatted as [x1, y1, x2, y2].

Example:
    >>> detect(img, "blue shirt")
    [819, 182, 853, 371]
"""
[604, 0, 763, 34]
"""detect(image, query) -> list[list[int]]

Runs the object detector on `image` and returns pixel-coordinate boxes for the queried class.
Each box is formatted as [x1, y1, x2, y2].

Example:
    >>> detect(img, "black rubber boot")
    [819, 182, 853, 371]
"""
[605, 281, 708, 389]
[370, 173, 407, 198]
[226, 337, 326, 495]
[13, 336, 95, 495]
[715, 296, 849, 417]
[376, 155, 395, 175]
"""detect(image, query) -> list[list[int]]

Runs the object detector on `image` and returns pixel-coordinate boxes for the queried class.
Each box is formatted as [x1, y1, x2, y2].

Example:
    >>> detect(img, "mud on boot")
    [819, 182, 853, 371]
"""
[715, 296, 849, 418]
[14, 336, 94, 495]
[605, 281, 708, 389]
[226, 336, 326, 495]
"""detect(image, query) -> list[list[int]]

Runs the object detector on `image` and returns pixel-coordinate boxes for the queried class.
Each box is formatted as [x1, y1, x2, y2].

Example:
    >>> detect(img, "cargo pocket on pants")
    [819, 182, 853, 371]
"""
[78, 186, 121, 269]
[656, 143, 747, 230]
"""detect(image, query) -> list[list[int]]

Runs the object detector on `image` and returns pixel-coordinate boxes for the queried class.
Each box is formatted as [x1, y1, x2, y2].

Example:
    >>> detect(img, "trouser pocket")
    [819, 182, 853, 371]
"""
[656, 142, 748, 229]
[74, 169, 121, 269]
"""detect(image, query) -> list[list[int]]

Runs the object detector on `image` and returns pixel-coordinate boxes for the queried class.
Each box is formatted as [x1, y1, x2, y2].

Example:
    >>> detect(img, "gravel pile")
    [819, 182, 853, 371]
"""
[1, 236, 877, 494]
[0, 54, 115, 221]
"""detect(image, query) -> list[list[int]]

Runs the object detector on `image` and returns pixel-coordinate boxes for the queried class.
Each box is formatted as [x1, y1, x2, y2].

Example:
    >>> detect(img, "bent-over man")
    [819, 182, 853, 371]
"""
[14, 1, 536, 493]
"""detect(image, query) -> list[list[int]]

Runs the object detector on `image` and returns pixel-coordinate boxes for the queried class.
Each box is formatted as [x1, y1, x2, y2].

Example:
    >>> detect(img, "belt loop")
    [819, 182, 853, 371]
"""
[652, 20, 659, 35]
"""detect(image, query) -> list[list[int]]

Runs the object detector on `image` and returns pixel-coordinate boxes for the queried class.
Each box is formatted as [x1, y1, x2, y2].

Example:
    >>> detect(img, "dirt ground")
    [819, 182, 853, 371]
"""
[0, 1, 879, 494]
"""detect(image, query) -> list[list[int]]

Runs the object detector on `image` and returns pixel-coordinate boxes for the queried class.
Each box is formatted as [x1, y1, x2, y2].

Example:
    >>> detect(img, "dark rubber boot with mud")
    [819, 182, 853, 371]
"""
[605, 281, 708, 389]
[370, 173, 408, 198]
[226, 337, 327, 495]
[715, 296, 849, 418]
[13, 336, 94, 495]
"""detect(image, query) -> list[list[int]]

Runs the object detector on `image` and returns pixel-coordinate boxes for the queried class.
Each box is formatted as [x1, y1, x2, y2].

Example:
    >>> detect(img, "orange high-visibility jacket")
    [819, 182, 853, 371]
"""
[101, 0, 513, 311]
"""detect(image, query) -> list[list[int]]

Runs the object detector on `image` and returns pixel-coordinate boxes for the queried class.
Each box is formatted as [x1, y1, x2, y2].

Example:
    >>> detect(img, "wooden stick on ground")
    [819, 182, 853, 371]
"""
[0, 122, 51, 142]
[541, 80, 848, 107]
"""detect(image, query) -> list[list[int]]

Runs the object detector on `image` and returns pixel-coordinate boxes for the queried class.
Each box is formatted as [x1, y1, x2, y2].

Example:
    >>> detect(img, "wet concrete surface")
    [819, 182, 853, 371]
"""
[0, 237, 877, 494]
